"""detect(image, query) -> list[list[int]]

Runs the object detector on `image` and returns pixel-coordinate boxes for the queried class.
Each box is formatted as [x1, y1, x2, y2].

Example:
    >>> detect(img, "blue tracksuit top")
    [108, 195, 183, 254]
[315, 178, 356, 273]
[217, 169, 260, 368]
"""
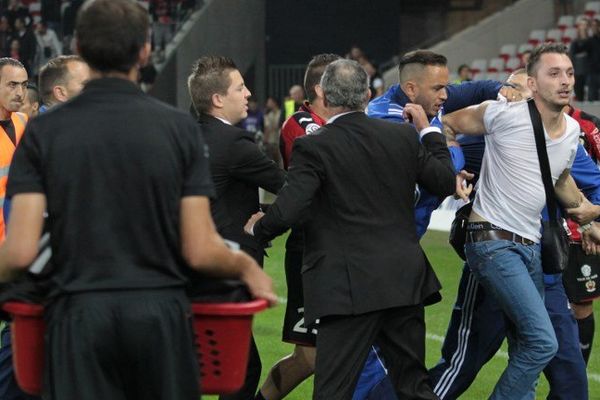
[367, 80, 502, 237]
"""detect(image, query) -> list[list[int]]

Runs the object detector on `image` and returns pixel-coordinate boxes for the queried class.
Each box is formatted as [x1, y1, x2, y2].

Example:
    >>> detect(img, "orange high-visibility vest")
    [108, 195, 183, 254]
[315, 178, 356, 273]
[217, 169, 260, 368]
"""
[0, 112, 28, 242]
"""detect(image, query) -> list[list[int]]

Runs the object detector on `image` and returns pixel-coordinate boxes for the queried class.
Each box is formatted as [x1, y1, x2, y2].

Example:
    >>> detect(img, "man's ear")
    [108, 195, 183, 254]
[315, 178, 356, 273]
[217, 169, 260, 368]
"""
[402, 81, 417, 99]
[52, 85, 67, 103]
[314, 84, 324, 100]
[138, 42, 152, 67]
[211, 93, 224, 110]
[527, 76, 537, 94]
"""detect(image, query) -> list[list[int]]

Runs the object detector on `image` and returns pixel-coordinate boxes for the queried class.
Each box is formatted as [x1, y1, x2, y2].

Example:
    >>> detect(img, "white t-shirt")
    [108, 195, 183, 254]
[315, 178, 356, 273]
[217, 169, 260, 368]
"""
[473, 100, 579, 242]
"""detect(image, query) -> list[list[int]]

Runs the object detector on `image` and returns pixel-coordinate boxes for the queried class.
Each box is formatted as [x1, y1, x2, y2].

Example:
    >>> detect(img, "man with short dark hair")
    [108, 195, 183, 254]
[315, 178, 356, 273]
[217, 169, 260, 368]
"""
[0, 57, 27, 242]
[18, 83, 39, 117]
[0, 1, 276, 399]
[246, 58, 456, 400]
[256, 53, 340, 400]
[368, 50, 523, 237]
[571, 16, 600, 101]
[455, 64, 471, 83]
[430, 68, 593, 400]
[442, 43, 597, 399]
[0, 57, 34, 400]
[188, 55, 285, 400]
[12, 18, 35, 76]
[38, 55, 89, 109]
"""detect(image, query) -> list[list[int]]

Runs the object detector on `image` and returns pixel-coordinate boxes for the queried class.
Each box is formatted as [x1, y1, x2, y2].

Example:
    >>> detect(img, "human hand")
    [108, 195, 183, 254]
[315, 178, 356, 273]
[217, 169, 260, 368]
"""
[454, 170, 475, 202]
[403, 103, 430, 132]
[239, 254, 278, 306]
[566, 195, 600, 225]
[244, 211, 265, 235]
[499, 86, 524, 102]
[582, 223, 600, 255]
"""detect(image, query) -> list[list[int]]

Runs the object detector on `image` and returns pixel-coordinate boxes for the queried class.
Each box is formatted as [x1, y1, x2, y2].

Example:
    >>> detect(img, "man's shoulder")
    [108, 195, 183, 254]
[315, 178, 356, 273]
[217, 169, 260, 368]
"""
[200, 115, 246, 137]
[367, 86, 407, 122]
[566, 112, 584, 137]
[282, 110, 322, 135]
[483, 99, 524, 121]
[329, 113, 417, 141]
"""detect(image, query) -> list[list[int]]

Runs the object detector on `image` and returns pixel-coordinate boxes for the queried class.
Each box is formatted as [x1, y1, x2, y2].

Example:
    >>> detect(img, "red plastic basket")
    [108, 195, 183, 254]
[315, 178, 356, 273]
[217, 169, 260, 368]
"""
[2, 302, 45, 396]
[2, 298, 268, 396]
[192, 299, 268, 394]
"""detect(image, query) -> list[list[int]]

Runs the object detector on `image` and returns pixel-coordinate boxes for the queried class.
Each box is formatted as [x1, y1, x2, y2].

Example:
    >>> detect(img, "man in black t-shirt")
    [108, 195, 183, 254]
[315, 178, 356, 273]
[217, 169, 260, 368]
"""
[0, 1, 276, 399]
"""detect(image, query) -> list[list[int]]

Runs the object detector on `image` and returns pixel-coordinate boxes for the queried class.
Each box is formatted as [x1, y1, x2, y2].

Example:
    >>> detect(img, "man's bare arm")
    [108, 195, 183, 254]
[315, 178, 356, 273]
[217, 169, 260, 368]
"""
[554, 170, 585, 208]
[441, 101, 492, 141]
[566, 195, 600, 224]
[0, 194, 46, 282]
[180, 196, 277, 305]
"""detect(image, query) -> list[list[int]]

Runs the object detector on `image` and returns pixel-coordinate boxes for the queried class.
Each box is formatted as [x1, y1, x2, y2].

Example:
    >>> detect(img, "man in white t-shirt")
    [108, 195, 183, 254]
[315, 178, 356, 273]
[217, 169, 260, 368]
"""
[442, 43, 598, 399]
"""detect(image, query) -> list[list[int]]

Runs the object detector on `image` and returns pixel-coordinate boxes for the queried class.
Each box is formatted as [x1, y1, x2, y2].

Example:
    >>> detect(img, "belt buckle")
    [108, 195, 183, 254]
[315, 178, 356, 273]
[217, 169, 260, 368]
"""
[511, 232, 522, 245]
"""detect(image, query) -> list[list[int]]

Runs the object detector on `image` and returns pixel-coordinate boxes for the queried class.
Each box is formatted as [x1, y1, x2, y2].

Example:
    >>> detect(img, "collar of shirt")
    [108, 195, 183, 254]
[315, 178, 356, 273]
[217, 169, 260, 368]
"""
[300, 101, 327, 126]
[82, 77, 144, 96]
[391, 84, 411, 108]
[215, 116, 232, 125]
[0, 118, 16, 146]
[327, 110, 361, 124]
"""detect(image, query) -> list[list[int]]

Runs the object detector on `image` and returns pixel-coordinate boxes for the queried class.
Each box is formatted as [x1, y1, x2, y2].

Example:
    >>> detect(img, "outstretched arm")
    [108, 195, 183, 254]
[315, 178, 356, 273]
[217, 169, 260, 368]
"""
[442, 101, 492, 141]
[554, 170, 586, 211]
[251, 137, 324, 242]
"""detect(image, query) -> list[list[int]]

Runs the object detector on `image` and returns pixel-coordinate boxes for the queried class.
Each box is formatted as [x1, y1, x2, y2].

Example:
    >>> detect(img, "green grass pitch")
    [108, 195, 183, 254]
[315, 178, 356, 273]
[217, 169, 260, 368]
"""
[207, 230, 600, 399]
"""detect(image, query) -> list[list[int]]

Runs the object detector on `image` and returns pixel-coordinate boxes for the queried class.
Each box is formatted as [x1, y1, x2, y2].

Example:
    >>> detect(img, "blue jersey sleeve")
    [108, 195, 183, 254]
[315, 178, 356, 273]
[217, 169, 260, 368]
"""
[571, 144, 600, 205]
[449, 145, 465, 173]
[444, 80, 503, 113]
[3, 198, 11, 226]
[367, 98, 406, 123]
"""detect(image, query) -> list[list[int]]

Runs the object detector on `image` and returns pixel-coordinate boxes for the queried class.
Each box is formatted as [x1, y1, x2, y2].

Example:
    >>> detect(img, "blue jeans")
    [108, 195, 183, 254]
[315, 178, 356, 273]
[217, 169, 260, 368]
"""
[429, 265, 587, 400]
[465, 240, 558, 400]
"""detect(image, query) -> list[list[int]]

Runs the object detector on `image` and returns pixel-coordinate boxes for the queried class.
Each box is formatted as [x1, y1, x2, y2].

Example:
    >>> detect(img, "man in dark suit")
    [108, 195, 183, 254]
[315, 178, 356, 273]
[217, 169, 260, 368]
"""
[187, 55, 285, 400]
[245, 59, 456, 400]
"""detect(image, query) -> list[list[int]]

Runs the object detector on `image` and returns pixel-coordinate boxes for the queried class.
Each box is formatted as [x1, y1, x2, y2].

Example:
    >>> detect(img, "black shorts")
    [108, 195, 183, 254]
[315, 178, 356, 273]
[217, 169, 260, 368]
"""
[563, 243, 600, 303]
[44, 288, 200, 400]
[282, 250, 317, 346]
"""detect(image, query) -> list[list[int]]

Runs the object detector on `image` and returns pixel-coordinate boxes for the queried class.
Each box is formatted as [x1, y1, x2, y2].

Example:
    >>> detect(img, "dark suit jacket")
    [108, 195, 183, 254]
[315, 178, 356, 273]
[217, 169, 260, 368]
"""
[199, 114, 286, 254]
[254, 111, 455, 325]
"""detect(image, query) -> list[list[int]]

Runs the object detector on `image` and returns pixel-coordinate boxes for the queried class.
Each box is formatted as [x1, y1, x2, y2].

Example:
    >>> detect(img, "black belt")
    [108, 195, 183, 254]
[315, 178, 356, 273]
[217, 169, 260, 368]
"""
[466, 222, 535, 246]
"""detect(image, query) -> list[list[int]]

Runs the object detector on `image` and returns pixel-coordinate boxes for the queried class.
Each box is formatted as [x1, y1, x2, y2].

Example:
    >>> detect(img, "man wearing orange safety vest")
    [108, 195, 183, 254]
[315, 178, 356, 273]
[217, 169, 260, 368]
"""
[0, 58, 28, 243]
[0, 58, 32, 400]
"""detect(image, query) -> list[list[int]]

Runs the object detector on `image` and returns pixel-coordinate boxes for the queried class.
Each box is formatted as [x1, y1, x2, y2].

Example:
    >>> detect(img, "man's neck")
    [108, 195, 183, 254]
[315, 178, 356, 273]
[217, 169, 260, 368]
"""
[0, 108, 10, 121]
[534, 97, 565, 139]
[89, 68, 139, 83]
[208, 110, 236, 125]
[310, 98, 328, 121]
[326, 106, 358, 123]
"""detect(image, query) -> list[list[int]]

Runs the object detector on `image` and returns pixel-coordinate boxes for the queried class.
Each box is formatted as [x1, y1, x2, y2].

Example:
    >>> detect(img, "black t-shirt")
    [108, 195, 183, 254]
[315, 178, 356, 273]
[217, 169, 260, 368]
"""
[7, 78, 214, 296]
[0, 119, 16, 145]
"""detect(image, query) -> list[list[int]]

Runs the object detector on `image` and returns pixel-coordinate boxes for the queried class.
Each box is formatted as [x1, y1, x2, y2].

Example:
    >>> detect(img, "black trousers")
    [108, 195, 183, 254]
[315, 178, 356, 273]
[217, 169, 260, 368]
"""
[43, 289, 199, 400]
[219, 245, 263, 400]
[313, 305, 438, 400]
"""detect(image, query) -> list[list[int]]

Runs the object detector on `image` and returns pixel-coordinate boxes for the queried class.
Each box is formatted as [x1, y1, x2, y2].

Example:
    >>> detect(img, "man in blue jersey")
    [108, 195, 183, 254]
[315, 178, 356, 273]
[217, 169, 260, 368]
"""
[429, 68, 594, 400]
[367, 50, 523, 237]
[360, 50, 523, 399]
